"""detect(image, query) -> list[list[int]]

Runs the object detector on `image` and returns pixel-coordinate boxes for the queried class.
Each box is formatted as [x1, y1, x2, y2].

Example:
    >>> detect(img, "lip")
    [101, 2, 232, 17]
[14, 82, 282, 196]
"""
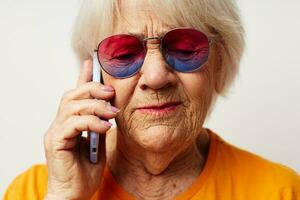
[136, 102, 182, 115]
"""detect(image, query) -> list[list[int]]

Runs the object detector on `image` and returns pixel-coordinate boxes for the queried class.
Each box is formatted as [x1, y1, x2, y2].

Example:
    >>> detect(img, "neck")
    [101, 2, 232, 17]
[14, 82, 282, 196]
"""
[107, 128, 210, 200]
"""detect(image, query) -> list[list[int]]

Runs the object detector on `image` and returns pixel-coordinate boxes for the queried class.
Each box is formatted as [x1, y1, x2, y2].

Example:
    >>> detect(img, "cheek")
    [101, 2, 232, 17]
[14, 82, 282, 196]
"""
[103, 73, 137, 108]
[113, 84, 133, 108]
[178, 70, 214, 124]
[177, 70, 212, 100]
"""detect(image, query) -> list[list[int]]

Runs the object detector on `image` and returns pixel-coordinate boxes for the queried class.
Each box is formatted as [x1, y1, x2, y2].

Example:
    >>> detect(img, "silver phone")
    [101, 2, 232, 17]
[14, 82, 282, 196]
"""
[89, 51, 103, 163]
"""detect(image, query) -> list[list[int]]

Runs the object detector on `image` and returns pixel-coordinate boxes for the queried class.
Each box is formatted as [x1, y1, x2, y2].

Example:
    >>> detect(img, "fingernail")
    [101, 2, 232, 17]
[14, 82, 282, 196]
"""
[102, 120, 112, 127]
[110, 106, 120, 113]
[102, 85, 115, 92]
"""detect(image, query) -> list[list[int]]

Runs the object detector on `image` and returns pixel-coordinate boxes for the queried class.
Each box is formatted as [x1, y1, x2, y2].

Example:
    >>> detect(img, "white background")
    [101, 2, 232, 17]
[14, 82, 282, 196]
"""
[0, 0, 299, 197]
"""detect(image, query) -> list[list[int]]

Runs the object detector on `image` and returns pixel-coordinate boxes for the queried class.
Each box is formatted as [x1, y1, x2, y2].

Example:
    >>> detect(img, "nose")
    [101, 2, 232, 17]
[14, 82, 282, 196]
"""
[138, 41, 177, 90]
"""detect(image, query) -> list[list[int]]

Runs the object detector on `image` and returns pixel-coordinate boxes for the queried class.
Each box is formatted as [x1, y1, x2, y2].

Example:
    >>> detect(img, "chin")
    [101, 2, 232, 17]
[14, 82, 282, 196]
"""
[133, 125, 180, 152]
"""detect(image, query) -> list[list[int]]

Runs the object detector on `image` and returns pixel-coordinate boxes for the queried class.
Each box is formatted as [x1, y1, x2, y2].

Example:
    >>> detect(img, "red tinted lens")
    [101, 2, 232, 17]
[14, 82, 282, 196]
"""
[97, 34, 145, 78]
[162, 28, 209, 72]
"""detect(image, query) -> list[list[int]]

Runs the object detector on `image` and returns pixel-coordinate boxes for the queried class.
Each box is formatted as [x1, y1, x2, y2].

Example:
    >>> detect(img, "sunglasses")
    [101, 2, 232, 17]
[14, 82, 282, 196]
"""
[94, 28, 210, 79]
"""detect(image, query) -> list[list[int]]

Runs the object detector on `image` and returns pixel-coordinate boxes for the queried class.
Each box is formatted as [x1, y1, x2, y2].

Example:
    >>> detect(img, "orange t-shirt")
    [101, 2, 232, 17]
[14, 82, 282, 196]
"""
[4, 129, 300, 200]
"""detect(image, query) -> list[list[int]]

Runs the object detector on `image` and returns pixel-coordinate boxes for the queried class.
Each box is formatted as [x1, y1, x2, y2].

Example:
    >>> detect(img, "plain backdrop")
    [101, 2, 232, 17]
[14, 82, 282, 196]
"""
[0, 0, 299, 197]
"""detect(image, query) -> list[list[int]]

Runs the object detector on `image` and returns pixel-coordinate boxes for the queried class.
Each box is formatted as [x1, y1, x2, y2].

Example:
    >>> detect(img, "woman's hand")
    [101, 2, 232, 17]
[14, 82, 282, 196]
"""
[43, 60, 118, 200]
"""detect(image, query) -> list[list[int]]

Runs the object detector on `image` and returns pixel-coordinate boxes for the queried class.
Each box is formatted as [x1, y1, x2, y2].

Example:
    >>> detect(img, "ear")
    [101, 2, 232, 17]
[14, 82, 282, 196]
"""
[209, 42, 225, 95]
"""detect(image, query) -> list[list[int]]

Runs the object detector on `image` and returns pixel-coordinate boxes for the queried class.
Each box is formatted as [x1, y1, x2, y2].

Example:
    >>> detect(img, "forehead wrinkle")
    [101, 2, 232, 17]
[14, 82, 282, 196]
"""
[115, 2, 175, 39]
[121, 16, 175, 40]
[116, 14, 173, 38]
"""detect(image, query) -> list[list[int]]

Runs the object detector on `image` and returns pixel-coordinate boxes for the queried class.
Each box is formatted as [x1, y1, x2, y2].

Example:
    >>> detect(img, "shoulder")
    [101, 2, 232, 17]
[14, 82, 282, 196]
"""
[209, 129, 300, 197]
[3, 164, 48, 200]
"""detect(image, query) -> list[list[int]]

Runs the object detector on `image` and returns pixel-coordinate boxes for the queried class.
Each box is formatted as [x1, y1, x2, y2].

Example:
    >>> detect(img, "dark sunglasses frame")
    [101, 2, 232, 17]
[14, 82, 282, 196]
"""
[94, 27, 212, 79]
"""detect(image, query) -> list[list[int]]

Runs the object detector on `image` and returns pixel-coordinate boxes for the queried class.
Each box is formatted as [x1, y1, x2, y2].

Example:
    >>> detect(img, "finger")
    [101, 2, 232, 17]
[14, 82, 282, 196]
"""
[61, 82, 115, 104]
[61, 115, 112, 140]
[61, 99, 119, 122]
[76, 59, 93, 87]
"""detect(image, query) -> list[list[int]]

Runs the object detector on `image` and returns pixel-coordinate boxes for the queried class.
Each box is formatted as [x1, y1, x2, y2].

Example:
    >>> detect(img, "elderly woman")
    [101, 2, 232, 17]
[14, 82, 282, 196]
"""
[4, 0, 300, 199]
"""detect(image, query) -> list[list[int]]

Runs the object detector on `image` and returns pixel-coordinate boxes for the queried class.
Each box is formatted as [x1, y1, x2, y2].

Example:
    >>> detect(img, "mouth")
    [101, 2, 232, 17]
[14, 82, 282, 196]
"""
[136, 102, 182, 115]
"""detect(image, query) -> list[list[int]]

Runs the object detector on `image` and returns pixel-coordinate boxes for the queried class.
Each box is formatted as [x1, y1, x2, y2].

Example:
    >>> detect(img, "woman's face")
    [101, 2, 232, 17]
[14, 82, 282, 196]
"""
[102, 0, 214, 152]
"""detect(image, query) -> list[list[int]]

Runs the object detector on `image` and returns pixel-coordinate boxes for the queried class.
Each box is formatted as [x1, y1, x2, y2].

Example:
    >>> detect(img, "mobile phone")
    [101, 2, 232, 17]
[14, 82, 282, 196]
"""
[89, 51, 104, 164]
